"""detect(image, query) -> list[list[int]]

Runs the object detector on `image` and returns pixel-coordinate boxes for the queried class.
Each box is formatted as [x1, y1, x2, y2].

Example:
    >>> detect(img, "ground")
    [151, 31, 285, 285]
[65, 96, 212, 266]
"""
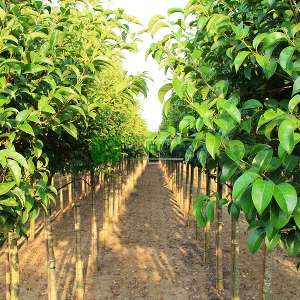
[0, 163, 299, 299]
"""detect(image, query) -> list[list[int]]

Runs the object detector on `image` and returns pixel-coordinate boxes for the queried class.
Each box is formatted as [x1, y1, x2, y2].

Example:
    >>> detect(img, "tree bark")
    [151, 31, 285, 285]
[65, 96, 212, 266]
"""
[8, 231, 19, 300]
[231, 216, 240, 300]
[260, 244, 272, 300]
[216, 170, 224, 290]
[73, 175, 84, 300]
[204, 171, 211, 265]
[90, 170, 98, 272]
[45, 209, 57, 300]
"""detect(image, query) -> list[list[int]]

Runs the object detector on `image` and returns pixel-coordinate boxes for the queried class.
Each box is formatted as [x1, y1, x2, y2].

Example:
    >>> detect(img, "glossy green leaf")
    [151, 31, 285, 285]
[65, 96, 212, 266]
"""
[234, 51, 250, 72]
[217, 98, 241, 123]
[278, 119, 298, 154]
[252, 149, 273, 172]
[158, 83, 172, 103]
[0, 181, 15, 196]
[220, 161, 238, 184]
[19, 122, 35, 136]
[288, 95, 300, 112]
[62, 123, 78, 139]
[252, 179, 274, 215]
[225, 140, 245, 163]
[292, 77, 300, 96]
[273, 183, 297, 215]
[7, 159, 21, 186]
[206, 201, 215, 222]
[205, 132, 221, 159]
[247, 228, 265, 254]
[232, 171, 259, 201]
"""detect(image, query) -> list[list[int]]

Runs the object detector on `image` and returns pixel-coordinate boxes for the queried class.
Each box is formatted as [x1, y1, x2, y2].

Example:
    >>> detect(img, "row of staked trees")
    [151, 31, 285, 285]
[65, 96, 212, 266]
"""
[0, 0, 148, 299]
[147, 0, 300, 299]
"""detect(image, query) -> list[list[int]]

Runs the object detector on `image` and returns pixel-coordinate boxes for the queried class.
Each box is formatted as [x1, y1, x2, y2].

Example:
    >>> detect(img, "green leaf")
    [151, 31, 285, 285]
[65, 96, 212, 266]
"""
[279, 46, 294, 74]
[7, 159, 21, 186]
[263, 32, 287, 49]
[253, 33, 267, 50]
[197, 149, 207, 168]
[292, 77, 300, 96]
[257, 108, 285, 131]
[273, 183, 297, 215]
[19, 122, 35, 136]
[151, 21, 169, 36]
[205, 133, 221, 159]
[196, 118, 204, 131]
[252, 149, 273, 172]
[206, 201, 215, 222]
[255, 54, 277, 79]
[179, 115, 195, 133]
[234, 51, 250, 72]
[217, 98, 241, 123]
[0, 181, 15, 196]
[293, 200, 300, 229]
[0, 198, 18, 207]
[232, 171, 259, 201]
[242, 99, 263, 110]
[170, 136, 182, 153]
[220, 161, 238, 184]
[266, 233, 280, 252]
[252, 179, 274, 215]
[270, 203, 290, 229]
[38, 96, 55, 113]
[278, 119, 298, 154]
[62, 124, 78, 139]
[247, 228, 265, 254]
[225, 140, 245, 163]
[158, 83, 172, 103]
[173, 77, 185, 98]
[288, 95, 300, 112]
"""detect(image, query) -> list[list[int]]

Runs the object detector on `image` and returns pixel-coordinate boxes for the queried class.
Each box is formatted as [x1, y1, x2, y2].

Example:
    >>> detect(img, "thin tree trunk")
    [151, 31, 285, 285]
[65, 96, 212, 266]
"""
[204, 171, 211, 265]
[195, 167, 202, 239]
[8, 232, 19, 300]
[45, 209, 57, 300]
[6, 239, 10, 300]
[59, 176, 64, 213]
[187, 165, 194, 227]
[216, 169, 224, 290]
[68, 174, 72, 209]
[73, 175, 84, 300]
[90, 170, 98, 272]
[260, 244, 272, 300]
[231, 216, 240, 300]
[103, 174, 109, 248]
[184, 163, 190, 220]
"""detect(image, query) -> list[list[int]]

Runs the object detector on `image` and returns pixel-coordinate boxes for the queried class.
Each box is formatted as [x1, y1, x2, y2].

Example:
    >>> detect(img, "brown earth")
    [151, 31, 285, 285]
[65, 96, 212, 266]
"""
[0, 163, 299, 300]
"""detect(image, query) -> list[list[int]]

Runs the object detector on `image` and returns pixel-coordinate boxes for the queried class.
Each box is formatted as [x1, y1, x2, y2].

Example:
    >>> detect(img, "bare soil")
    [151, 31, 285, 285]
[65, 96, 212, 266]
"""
[0, 163, 299, 300]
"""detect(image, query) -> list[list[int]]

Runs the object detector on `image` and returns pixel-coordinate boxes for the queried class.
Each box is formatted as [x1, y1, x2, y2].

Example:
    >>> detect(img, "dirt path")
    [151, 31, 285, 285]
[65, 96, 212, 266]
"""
[0, 162, 299, 299]
[86, 163, 210, 300]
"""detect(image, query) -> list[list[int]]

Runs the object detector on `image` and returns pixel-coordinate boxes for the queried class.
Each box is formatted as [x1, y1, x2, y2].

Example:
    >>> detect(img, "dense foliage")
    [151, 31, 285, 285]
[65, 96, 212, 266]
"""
[148, 0, 300, 256]
[0, 0, 147, 241]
